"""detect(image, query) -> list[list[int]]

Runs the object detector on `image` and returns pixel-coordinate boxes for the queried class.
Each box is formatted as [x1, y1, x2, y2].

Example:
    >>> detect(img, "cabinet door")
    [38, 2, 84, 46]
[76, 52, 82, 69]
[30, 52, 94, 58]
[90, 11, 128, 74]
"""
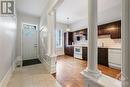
[82, 47, 87, 60]
[68, 32, 73, 45]
[108, 49, 122, 68]
[110, 21, 121, 39]
[98, 48, 108, 66]
[64, 32, 73, 46]
[98, 26, 104, 35]
[70, 47, 74, 56]
[83, 29, 88, 40]
[65, 47, 74, 57]
[98, 21, 121, 39]
[64, 33, 66, 47]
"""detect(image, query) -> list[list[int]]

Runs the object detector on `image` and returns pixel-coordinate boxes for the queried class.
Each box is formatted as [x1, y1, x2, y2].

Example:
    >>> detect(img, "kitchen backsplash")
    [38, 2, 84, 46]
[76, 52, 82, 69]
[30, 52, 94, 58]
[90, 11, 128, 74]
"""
[73, 35, 121, 48]
[98, 35, 121, 48]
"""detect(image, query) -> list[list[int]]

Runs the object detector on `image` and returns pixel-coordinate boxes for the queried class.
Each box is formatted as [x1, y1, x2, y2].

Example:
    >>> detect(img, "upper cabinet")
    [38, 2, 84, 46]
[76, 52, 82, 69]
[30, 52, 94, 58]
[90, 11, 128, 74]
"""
[74, 29, 88, 40]
[98, 20, 121, 39]
[64, 32, 73, 46]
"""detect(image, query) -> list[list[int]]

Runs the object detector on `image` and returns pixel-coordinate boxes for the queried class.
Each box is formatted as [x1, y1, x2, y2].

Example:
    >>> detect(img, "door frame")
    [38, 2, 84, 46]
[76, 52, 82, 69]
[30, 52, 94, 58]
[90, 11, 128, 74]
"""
[21, 23, 39, 60]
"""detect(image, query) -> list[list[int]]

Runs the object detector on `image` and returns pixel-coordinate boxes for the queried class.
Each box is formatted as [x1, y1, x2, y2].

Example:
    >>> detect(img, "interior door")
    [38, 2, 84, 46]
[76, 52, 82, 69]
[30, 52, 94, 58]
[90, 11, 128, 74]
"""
[22, 24, 38, 60]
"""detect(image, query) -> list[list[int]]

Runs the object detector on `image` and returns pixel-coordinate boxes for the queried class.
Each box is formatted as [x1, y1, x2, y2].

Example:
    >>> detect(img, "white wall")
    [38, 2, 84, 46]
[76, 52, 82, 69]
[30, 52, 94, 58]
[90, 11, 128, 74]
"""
[16, 12, 40, 58]
[70, 4, 121, 31]
[0, 17, 17, 83]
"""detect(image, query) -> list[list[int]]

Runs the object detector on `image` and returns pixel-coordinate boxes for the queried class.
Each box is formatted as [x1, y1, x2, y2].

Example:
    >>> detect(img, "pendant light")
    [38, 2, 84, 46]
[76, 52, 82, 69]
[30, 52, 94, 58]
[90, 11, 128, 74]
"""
[66, 17, 71, 32]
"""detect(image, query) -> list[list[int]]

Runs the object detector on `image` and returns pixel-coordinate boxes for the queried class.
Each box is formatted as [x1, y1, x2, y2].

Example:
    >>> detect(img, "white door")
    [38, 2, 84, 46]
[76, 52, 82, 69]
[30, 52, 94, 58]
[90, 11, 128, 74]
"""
[22, 24, 38, 60]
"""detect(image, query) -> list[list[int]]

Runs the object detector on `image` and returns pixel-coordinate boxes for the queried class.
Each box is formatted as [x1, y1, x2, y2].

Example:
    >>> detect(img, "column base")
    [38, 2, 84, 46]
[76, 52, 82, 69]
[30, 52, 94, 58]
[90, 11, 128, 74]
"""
[81, 68, 102, 79]
[46, 54, 57, 74]
[81, 69, 121, 87]
[81, 72, 121, 87]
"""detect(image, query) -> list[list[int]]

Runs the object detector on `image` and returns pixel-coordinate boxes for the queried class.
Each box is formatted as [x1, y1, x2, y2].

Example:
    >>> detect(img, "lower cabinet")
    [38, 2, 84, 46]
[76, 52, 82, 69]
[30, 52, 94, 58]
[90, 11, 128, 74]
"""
[64, 46, 74, 57]
[82, 47, 87, 60]
[108, 49, 122, 69]
[98, 48, 109, 66]
[82, 47, 109, 66]
[65, 47, 109, 67]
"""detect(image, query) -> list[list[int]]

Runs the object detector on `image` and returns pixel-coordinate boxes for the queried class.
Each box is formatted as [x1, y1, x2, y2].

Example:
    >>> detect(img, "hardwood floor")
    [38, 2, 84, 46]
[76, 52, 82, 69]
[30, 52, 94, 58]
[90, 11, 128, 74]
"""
[53, 55, 121, 87]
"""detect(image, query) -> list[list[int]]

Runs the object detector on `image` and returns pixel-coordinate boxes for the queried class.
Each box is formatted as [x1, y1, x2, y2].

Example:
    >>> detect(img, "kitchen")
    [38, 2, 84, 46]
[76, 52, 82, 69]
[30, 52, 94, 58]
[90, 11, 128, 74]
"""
[64, 20, 122, 70]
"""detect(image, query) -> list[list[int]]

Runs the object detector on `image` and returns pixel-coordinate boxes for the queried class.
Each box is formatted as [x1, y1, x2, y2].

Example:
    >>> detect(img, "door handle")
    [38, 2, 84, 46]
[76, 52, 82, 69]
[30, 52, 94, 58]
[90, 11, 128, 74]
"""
[34, 46, 38, 47]
[34, 44, 38, 47]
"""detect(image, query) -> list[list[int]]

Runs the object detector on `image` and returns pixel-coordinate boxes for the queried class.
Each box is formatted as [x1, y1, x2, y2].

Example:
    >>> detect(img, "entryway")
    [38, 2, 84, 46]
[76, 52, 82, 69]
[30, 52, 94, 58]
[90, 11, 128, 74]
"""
[22, 23, 40, 66]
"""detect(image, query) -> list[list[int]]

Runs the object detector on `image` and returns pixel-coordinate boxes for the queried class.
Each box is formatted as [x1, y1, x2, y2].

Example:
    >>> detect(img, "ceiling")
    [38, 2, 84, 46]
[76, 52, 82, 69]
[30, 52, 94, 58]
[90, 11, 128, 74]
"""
[16, 0, 121, 24]
[16, 0, 49, 17]
[57, 0, 121, 24]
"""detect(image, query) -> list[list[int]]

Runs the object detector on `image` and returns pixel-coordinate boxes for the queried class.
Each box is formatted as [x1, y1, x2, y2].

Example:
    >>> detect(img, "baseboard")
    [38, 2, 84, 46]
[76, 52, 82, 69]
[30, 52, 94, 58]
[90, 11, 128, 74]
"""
[0, 64, 15, 87]
[109, 63, 121, 70]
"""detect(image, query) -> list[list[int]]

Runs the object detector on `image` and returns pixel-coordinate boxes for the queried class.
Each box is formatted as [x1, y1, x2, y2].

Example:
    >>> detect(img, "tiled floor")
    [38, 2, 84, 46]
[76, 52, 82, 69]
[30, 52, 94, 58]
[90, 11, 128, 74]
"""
[7, 64, 61, 87]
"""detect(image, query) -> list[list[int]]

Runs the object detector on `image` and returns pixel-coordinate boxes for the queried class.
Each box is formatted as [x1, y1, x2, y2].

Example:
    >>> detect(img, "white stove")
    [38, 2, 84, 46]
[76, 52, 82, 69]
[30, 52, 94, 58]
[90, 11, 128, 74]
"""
[74, 46, 82, 59]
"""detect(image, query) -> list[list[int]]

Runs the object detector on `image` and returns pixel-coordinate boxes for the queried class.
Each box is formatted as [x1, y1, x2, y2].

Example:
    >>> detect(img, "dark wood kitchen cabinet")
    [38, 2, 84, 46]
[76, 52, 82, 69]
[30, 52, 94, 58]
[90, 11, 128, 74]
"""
[98, 48, 109, 66]
[98, 20, 121, 39]
[82, 47, 87, 60]
[64, 32, 73, 46]
[64, 32, 74, 57]
[64, 46, 74, 57]
[83, 29, 88, 40]
[74, 29, 88, 40]
[110, 21, 121, 39]
[82, 47, 108, 66]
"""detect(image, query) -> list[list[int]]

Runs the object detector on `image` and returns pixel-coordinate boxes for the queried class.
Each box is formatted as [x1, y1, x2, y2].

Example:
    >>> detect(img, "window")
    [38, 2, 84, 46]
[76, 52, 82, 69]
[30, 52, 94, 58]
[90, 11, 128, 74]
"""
[56, 29, 62, 48]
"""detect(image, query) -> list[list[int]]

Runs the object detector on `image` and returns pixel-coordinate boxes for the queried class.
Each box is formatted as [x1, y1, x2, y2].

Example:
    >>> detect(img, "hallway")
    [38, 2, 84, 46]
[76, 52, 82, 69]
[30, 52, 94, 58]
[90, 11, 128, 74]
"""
[7, 64, 61, 87]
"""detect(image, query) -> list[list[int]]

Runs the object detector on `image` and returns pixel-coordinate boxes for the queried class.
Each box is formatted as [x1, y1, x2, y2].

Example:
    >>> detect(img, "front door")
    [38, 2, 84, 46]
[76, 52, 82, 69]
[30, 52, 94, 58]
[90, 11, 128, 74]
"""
[22, 24, 38, 60]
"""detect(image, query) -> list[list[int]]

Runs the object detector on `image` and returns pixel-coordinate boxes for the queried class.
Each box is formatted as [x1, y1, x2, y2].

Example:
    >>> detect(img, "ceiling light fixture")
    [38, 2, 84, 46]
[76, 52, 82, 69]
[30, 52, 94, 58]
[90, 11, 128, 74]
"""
[66, 17, 71, 32]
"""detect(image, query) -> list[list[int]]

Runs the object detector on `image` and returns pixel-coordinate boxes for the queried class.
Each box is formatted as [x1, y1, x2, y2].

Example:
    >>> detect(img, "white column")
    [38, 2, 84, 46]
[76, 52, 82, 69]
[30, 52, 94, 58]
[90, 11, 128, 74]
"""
[46, 10, 57, 74]
[82, 0, 101, 78]
[122, 0, 129, 87]
[47, 14, 51, 56]
[47, 10, 56, 57]
[50, 10, 57, 57]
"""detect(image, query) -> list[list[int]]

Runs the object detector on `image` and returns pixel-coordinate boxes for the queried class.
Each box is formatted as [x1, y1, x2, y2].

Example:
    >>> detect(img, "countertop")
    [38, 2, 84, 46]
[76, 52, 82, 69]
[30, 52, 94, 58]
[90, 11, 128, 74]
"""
[72, 44, 121, 49]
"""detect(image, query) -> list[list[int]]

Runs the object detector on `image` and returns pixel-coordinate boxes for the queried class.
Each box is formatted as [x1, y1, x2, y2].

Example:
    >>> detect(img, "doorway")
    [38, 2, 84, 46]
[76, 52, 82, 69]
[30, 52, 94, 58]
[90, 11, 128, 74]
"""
[22, 23, 40, 66]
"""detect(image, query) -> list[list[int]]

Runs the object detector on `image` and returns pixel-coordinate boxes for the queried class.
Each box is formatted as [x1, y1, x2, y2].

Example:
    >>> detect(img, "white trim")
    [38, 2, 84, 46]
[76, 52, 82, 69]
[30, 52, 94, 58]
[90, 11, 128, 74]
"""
[0, 63, 15, 87]
[109, 63, 121, 70]
[21, 23, 39, 60]
[122, 0, 129, 87]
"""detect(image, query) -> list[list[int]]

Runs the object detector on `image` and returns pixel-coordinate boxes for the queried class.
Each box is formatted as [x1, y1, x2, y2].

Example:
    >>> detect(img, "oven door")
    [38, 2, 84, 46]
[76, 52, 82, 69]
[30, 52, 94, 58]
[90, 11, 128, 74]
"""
[74, 47, 82, 59]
